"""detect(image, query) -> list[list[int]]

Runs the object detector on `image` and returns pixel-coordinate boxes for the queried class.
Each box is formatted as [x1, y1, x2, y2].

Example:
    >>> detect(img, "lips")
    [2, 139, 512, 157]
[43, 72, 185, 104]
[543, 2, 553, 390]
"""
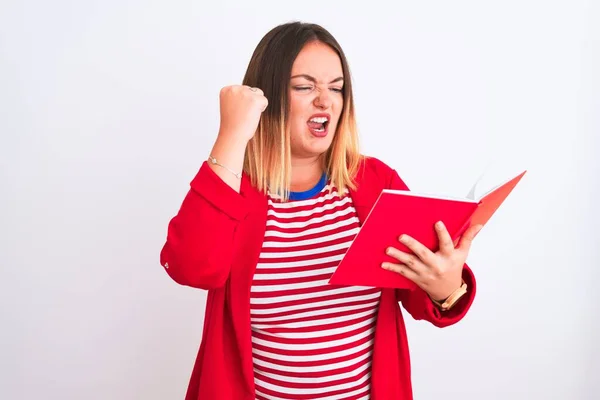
[307, 113, 330, 138]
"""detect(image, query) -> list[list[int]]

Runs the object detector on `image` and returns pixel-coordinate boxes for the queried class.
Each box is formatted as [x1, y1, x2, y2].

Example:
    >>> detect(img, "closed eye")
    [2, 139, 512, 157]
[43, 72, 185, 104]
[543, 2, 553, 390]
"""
[293, 86, 343, 94]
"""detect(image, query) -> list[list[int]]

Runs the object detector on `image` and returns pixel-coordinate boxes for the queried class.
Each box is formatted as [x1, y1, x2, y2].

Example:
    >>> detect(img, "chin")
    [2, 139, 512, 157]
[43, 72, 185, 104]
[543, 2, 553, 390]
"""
[290, 128, 336, 158]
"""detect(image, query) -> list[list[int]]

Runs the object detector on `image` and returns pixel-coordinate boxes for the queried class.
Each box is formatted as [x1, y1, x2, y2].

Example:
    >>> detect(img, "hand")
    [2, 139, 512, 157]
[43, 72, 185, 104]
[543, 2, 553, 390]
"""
[381, 222, 483, 301]
[218, 85, 269, 142]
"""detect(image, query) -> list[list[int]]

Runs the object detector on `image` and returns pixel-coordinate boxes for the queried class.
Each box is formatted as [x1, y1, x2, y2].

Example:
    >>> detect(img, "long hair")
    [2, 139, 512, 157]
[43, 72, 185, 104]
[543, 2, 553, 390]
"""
[242, 21, 362, 200]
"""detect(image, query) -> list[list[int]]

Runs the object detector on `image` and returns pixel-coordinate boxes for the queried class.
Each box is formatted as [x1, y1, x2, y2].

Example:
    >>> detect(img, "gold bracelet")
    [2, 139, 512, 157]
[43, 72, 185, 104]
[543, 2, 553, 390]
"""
[208, 155, 242, 179]
[430, 280, 468, 311]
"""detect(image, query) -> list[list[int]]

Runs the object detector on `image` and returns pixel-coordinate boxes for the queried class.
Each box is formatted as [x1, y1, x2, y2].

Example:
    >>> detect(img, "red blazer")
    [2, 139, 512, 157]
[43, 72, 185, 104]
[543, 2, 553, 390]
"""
[160, 156, 476, 400]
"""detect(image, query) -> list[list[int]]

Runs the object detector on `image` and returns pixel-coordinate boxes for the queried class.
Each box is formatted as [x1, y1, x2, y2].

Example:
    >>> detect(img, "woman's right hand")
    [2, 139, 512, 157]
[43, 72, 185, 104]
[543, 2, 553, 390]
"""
[218, 85, 269, 142]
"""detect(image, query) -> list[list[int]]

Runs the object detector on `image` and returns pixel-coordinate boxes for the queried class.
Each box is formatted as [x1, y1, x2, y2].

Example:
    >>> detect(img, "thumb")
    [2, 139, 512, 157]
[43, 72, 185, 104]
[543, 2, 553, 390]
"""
[258, 95, 269, 112]
[457, 224, 483, 251]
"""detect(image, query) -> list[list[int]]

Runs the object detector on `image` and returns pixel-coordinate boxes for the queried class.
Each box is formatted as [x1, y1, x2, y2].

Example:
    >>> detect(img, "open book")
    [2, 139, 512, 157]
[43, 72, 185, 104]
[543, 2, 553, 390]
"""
[328, 169, 527, 289]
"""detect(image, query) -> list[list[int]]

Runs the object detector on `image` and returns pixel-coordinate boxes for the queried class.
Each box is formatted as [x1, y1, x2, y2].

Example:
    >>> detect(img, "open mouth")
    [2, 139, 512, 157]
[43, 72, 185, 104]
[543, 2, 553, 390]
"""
[307, 115, 330, 135]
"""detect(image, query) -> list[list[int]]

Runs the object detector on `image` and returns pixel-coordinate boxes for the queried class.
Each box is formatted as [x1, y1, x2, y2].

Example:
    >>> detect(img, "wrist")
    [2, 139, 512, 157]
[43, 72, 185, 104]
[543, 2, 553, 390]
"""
[211, 133, 248, 170]
[217, 127, 252, 147]
[207, 133, 249, 192]
[429, 280, 468, 311]
[431, 278, 463, 302]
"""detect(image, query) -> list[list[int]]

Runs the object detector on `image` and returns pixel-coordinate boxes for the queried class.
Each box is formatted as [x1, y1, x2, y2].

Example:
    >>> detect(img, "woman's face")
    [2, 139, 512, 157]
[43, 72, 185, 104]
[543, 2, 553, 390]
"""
[288, 41, 344, 161]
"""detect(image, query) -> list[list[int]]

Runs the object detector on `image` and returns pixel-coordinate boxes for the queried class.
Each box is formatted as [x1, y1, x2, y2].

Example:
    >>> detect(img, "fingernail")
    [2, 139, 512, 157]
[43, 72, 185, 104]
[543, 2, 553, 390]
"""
[381, 263, 388, 269]
[436, 221, 444, 229]
[398, 235, 405, 242]
[385, 247, 392, 255]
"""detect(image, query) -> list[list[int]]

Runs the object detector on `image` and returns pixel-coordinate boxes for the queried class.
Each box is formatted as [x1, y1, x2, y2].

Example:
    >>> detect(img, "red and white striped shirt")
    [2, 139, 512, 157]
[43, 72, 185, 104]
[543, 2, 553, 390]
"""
[250, 178, 382, 400]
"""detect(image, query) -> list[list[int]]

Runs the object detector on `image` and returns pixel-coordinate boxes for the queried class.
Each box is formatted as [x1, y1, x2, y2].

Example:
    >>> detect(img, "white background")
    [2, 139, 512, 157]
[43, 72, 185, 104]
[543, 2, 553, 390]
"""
[1, 1, 598, 399]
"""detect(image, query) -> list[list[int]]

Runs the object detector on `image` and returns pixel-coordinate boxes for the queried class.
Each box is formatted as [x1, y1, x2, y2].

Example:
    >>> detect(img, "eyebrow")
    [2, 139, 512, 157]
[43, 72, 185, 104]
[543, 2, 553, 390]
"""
[290, 74, 344, 84]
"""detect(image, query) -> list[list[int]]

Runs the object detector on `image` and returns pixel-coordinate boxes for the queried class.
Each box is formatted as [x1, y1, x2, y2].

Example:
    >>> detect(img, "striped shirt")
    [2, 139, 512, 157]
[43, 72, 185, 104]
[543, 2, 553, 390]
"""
[250, 175, 382, 400]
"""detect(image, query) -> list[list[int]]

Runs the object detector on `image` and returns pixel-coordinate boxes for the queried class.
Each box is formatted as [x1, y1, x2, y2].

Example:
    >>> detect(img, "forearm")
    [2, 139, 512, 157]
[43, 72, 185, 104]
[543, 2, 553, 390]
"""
[207, 131, 249, 193]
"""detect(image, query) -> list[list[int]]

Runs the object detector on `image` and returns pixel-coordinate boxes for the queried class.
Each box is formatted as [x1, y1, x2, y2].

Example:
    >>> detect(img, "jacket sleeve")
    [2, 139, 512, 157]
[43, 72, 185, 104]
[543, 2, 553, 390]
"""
[387, 168, 477, 328]
[159, 162, 250, 290]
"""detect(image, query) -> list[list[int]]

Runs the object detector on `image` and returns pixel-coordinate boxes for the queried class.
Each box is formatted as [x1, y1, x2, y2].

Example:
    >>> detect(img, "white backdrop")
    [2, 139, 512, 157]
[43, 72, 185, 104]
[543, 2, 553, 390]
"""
[1, 1, 598, 399]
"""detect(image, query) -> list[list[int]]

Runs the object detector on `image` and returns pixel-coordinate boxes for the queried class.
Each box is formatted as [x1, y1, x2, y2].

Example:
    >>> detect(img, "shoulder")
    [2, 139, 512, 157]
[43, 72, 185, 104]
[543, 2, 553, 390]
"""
[355, 155, 396, 184]
[354, 155, 410, 192]
[360, 155, 394, 174]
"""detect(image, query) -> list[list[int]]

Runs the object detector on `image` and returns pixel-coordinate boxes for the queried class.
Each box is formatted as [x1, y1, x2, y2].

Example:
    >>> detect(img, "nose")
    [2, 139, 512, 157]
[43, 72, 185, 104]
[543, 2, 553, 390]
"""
[313, 88, 332, 110]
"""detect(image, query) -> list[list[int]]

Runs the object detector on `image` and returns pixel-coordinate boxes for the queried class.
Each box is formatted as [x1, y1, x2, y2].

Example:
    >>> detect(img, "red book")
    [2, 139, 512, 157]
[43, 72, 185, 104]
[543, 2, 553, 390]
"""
[329, 170, 527, 289]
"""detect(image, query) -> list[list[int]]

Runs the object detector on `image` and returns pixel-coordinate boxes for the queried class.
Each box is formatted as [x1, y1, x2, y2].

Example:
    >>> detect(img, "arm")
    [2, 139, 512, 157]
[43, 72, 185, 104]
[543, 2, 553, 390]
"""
[159, 160, 249, 290]
[160, 84, 268, 289]
[387, 169, 477, 327]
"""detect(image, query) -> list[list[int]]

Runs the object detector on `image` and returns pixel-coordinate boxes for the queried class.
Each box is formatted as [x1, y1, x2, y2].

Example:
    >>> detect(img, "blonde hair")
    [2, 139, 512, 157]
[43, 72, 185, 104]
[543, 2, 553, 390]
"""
[242, 22, 363, 201]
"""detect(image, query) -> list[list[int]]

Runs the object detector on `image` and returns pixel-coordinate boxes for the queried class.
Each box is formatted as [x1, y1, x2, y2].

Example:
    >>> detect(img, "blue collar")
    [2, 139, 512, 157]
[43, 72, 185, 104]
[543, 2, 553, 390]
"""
[288, 173, 328, 201]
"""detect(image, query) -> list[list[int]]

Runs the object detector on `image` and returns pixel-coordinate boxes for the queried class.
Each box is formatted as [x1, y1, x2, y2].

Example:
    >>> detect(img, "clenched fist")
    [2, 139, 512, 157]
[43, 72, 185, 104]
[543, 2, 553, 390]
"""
[218, 85, 269, 142]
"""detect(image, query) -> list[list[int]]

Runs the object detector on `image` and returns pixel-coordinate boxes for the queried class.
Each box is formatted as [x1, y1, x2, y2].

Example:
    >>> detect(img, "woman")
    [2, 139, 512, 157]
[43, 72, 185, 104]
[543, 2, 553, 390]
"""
[160, 21, 481, 400]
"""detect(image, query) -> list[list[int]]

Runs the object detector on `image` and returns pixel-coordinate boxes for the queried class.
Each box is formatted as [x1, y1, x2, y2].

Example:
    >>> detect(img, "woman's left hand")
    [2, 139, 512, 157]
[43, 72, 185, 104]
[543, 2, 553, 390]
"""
[382, 221, 483, 301]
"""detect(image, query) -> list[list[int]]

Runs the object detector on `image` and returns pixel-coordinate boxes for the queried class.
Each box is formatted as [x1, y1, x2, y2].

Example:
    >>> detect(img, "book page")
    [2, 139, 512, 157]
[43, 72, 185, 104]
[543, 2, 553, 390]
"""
[383, 189, 478, 203]
[465, 160, 527, 201]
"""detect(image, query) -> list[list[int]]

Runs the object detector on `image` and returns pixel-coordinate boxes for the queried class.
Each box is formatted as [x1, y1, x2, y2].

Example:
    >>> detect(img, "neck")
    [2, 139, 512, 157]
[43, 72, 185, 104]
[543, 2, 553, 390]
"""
[290, 155, 324, 192]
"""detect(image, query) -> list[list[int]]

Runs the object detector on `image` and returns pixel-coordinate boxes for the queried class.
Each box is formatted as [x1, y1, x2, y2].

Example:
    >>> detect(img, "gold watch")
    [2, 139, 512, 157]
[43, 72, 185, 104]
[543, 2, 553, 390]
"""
[430, 280, 468, 311]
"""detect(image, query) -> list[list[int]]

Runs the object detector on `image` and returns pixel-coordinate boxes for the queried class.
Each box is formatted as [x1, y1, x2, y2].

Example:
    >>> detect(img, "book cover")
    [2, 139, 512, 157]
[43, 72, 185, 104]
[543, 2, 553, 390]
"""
[328, 170, 527, 289]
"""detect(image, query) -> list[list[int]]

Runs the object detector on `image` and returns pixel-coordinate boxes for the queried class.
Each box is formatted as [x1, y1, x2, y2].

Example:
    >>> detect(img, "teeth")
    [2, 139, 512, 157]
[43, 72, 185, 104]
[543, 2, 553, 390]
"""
[309, 117, 328, 123]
